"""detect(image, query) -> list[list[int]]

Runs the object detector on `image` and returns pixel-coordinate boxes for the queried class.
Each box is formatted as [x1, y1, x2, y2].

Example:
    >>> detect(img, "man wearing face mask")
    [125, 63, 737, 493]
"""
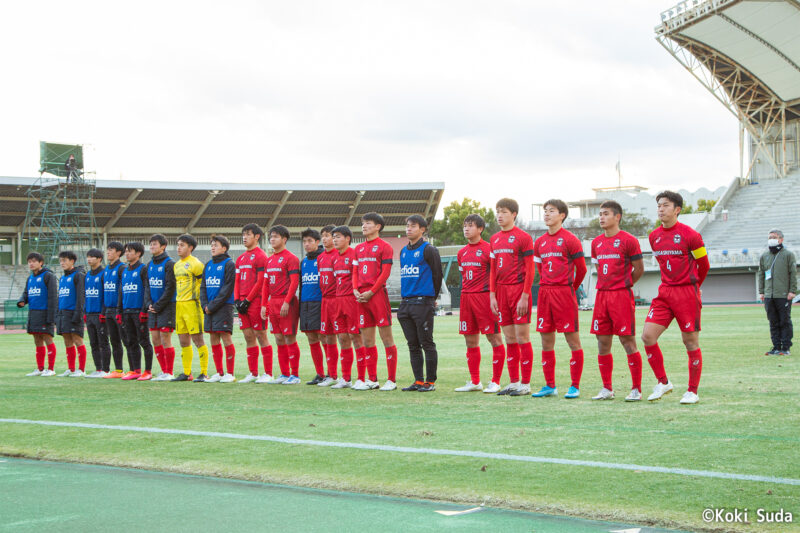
[758, 229, 797, 356]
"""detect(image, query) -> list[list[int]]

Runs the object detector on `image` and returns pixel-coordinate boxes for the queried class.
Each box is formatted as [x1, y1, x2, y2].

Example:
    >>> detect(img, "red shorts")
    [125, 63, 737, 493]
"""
[536, 285, 579, 333]
[645, 284, 702, 332]
[267, 296, 299, 336]
[495, 283, 532, 326]
[239, 298, 266, 331]
[591, 289, 635, 336]
[459, 291, 500, 335]
[358, 287, 392, 328]
[334, 294, 360, 335]
[320, 297, 338, 335]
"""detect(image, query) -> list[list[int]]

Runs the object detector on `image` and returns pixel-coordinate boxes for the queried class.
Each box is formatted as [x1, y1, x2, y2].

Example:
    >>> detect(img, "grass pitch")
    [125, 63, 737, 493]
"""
[1, 306, 798, 532]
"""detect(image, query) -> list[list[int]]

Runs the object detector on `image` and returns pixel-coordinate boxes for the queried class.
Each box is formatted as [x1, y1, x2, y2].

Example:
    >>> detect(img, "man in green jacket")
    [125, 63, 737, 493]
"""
[758, 229, 797, 356]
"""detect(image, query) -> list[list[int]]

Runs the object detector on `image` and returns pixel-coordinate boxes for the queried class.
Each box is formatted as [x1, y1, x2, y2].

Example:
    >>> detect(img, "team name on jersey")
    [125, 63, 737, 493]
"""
[653, 250, 684, 256]
[596, 254, 621, 260]
[59, 286, 71, 296]
[86, 287, 100, 297]
[459, 261, 482, 267]
[302, 272, 319, 283]
[539, 251, 564, 259]
[149, 277, 163, 287]
[400, 264, 420, 276]
[28, 287, 42, 296]
[266, 267, 283, 274]
[122, 283, 139, 293]
[492, 248, 514, 254]
[356, 257, 377, 262]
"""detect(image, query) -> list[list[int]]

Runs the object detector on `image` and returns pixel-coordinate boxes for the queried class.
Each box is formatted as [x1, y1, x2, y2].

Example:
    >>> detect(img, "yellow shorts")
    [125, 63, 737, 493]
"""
[175, 301, 203, 335]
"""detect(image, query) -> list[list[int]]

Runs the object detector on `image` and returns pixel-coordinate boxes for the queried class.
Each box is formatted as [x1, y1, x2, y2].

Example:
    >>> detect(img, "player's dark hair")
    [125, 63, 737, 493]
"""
[361, 212, 385, 232]
[107, 241, 124, 253]
[332, 225, 353, 242]
[269, 225, 290, 240]
[124, 242, 145, 256]
[405, 214, 428, 229]
[320, 224, 336, 235]
[27, 252, 44, 263]
[656, 190, 683, 209]
[600, 200, 623, 218]
[496, 198, 519, 217]
[301, 228, 321, 241]
[210, 234, 230, 251]
[177, 234, 197, 250]
[149, 234, 168, 246]
[544, 199, 569, 220]
[87, 248, 104, 259]
[241, 223, 264, 238]
[463, 213, 486, 230]
[58, 250, 78, 262]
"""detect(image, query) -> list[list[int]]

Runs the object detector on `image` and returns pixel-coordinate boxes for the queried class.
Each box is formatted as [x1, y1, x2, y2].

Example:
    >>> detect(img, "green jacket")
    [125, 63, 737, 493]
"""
[757, 247, 798, 298]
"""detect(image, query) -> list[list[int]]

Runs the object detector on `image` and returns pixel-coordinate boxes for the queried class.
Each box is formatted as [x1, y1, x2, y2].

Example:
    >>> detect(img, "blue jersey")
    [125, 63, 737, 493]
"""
[103, 261, 124, 308]
[58, 270, 82, 311]
[400, 241, 435, 298]
[148, 257, 175, 304]
[122, 263, 146, 311]
[25, 270, 53, 310]
[300, 256, 322, 302]
[204, 257, 234, 304]
[85, 269, 104, 314]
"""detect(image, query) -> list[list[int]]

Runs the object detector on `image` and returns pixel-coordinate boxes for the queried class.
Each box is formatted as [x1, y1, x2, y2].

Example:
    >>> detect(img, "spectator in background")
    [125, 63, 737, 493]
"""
[758, 229, 796, 356]
[65, 155, 78, 182]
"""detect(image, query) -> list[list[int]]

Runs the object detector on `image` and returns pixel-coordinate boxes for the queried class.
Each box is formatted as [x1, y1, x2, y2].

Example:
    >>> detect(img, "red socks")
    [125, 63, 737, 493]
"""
[288, 342, 300, 376]
[645, 343, 668, 384]
[541, 350, 556, 387]
[466, 347, 481, 385]
[261, 345, 273, 375]
[491, 344, 505, 384]
[325, 344, 339, 379]
[506, 343, 520, 383]
[519, 342, 533, 385]
[687, 348, 702, 393]
[570, 349, 584, 388]
[66, 346, 77, 372]
[277, 344, 290, 376]
[165, 347, 175, 375]
[77, 344, 87, 372]
[154, 345, 165, 373]
[598, 353, 613, 390]
[225, 344, 236, 375]
[47, 343, 56, 370]
[355, 346, 366, 381]
[385, 345, 397, 382]
[211, 344, 224, 375]
[341, 347, 354, 381]
[246, 346, 259, 375]
[366, 346, 379, 381]
[35, 346, 46, 371]
[627, 351, 642, 391]
[310, 342, 324, 376]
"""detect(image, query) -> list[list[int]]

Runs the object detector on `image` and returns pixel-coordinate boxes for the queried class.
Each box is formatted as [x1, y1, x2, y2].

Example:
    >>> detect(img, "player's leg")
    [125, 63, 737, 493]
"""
[270, 324, 290, 383]
[304, 330, 325, 384]
[121, 314, 141, 378]
[641, 321, 672, 401]
[509, 321, 532, 396]
[330, 332, 354, 388]
[173, 332, 194, 380]
[28, 333, 46, 375]
[398, 301, 423, 390]
[496, 285, 520, 393]
[618, 335, 642, 401]
[208, 331, 224, 381]
[60, 331, 76, 376]
[255, 307, 275, 379]
[533, 330, 558, 397]
[282, 329, 301, 384]
[319, 332, 338, 386]
[105, 312, 124, 376]
[190, 331, 208, 381]
[85, 315, 103, 376]
[593, 334, 615, 400]
[240, 327, 259, 382]
[149, 326, 165, 379]
[680, 330, 702, 404]
[563, 330, 583, 398]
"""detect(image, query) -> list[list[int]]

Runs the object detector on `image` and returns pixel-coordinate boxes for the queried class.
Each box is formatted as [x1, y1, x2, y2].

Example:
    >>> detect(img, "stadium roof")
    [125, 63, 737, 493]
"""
[0, 177, 444, 237]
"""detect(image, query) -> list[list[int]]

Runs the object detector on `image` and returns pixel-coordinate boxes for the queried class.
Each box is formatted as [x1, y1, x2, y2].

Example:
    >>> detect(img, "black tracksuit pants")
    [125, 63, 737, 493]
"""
[85, 313, 110, 372]
[397, 297, 438, 382]
[103, 310, 124, 372]
[765, 297, 793, 350]
[122, 311, 153, 371]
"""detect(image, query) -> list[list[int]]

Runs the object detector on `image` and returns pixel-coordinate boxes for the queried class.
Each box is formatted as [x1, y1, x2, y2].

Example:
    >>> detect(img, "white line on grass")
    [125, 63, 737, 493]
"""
[2, 418, 799, 486]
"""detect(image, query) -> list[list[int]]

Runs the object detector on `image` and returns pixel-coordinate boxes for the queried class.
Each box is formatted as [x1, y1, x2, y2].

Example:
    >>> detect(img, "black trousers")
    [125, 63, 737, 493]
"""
[765, 298, 793, 350]
[397, 297, 437, 382]
[122, 312, 154, 371]
[103, 310, 124, 371]
[85, 313, 110, 371]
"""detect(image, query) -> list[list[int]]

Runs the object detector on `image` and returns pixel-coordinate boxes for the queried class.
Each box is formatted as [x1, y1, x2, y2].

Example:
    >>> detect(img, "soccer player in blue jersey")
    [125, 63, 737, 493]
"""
[84, 248, 111, 377]
[18, 252, 58, 376]
[56, 251, 87, 377]
[201, 234, 237, 382]
[117, 242, 153, 380]
[299, 228, 327, 384]
[102, 242, 126, 377]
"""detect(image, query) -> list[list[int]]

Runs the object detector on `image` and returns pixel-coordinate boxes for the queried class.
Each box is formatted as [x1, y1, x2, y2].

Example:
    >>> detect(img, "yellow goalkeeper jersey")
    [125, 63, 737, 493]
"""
[174, 255, 205, 302]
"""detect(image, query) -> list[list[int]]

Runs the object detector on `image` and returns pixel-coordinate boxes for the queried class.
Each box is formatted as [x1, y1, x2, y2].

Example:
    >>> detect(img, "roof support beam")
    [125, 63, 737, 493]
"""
[423, 189, 438, 220]
[186, 191, 219, 233]
[103, 188, 142, 233]
[346, 191, 365, 226]
[267, 190, 292, 228]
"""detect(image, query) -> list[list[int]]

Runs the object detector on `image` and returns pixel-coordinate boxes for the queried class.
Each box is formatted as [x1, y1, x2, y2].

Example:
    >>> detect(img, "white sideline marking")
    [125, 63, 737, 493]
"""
[435, 507, 483, 516]
[2, 418, 799, 486]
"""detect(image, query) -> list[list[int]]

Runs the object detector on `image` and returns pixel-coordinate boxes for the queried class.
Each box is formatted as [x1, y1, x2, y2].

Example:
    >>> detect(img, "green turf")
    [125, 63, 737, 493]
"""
[1, 307, 798, 532]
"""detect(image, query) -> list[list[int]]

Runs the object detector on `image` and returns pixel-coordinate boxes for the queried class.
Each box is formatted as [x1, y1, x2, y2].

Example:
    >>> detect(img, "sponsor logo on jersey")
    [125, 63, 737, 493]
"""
[28, 287, 42, 296]
[674, 234, 681, 244]
[86, 287, 100, 297]
[184, 262, 190, 268]
[59, 286, 71, 296]
[149, 277, 163, 288]
[655, 236, 662, 244]
[614, 239, 620, 247]
[206, 276, 222, 288]
[400, 264, 420, 276]
[302, 272, 319, 284]
[122, 283, 139, 293]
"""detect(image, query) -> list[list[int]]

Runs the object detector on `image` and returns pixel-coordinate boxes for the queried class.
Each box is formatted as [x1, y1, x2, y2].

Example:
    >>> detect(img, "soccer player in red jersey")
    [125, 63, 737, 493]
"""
[329, 226, 365, 389]
[455, 214, 504, 392]
[488, 198, 535, 396]
[642, 191, 710, 404]
[316, 225, 342, 387]
[234, 223, 273, 384]
[352, 212, 398, 391]
[589, 201, 645, 401]
[260, 225, 301, 384]
[532, 199, 587, 399]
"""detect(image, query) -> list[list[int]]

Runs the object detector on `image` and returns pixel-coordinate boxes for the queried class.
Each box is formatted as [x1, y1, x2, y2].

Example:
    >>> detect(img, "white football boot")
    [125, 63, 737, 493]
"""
[317, 376, 336, 387]
[482, 381, 501, 393]
[330, 378, 351, 389]
[239, 373, 258, 383]
[26, 369, 43, 377]
[647, 381, 674, 401]
[679, 391, 699, 404]
[624, 388, 642, 402]
[591, 388, 615, 400]
[454, 381, 483, 392]
[379, 380, 396, 391]
[219, 373, 236, 383]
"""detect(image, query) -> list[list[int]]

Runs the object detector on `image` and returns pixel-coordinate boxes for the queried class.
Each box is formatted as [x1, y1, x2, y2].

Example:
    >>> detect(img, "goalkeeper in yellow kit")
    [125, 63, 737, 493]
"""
[172, 234, 210, 381]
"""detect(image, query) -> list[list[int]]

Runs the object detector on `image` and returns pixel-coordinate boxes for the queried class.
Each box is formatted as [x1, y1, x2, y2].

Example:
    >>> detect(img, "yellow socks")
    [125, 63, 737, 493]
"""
[198, 345, 209, 375]
[181, 346, 193, 376]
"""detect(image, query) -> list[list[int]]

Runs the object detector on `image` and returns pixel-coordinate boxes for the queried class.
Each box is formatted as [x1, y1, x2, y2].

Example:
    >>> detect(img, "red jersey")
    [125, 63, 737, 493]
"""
[649, 222, 706, 286]
[235, 247, 268, 302]
[333, 248, 357, 297]
[353, 238, 393, 290]
[591, 230, 642, 290]
[533, 228, 584, 286]
[317, 248, 337, 298]
[458, 240, 491, 293]
[264, 249, 300, 297]
[490, 226, 534, 285]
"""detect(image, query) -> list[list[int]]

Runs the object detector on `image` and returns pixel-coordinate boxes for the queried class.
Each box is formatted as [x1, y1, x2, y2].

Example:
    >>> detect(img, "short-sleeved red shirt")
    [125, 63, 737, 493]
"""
[649, 222, 706, 286]
[489, 227, 534, 285]
[264, 249, 300, 297]
[353, 238, 393, 290]
[458, 240, 491, 293]
[317, 248, 338, 298]
[235, 247, 268, 301]
[591, 230, 642, 290]
[333, 248, 357, 297]
[533, 228, 584, 286]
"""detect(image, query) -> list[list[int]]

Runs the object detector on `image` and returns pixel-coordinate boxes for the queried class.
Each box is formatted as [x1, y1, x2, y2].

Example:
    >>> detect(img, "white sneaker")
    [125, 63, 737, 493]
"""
[97, 371, 109, 378]
[206, 373, 222, 383]
[85, 370, 102, 378]
[679, 391, 699, 404]
[509, 383, 531, 396]
[352, 379, 369, 391]
[255, 373, 273, 384]
[282, 376, 301, 385]
[41, 369, 56, 377]
[592, 388, 615, 400]
[498, 382, 520, 395]
[69, 370, 86, 377]
[379, 380, 396, 391]
[483, 382, 501, 393]
[625, 388, 642, 402]
[647, 381, 674, 401]
[268, 375, 288, 384]
[239, 373, 258, 383]
[26, 369, 43, 377]
[366, 380, 380, 390]
[151, 373, 171, 382]
[220, 373, 236, 383]
[59, 369, 73, 377]
[454, 381, 483, 392]
[330, 378, 351, 389]
[317, 376, 336, 387]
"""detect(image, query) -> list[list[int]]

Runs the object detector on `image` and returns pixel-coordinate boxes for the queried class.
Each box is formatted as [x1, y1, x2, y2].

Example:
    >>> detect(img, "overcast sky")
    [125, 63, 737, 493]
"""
[1, 0, 739, 219]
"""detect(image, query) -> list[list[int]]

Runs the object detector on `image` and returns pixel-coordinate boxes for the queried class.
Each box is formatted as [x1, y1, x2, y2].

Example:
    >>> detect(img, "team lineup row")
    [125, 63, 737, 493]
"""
[18, 191, 710, 403]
